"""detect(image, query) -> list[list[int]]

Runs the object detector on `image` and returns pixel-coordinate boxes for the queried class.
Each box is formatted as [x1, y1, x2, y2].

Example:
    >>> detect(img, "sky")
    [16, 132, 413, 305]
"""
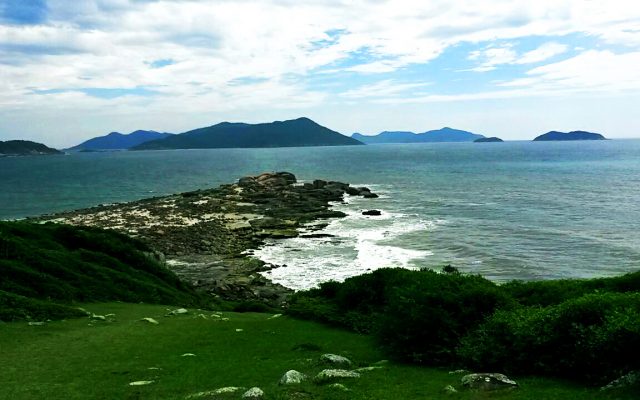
[1, 0, 640, 147]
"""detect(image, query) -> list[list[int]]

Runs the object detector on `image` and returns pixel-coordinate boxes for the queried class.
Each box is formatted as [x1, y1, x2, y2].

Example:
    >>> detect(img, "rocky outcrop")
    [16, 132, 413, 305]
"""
[362, 210, 381, 216]
[32, 172, 377, 306]
[314, 369, 361, 384]
[320, 354, 353, 368]
[279, 370, 307, 385]
[461, 373, 518, 390]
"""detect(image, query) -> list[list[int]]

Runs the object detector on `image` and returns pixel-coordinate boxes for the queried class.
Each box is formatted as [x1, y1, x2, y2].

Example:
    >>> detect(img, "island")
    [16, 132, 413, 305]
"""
[533, 130, 606, 141]
[352, 127, 485, 144]
[474, 137, 503, 143]
[69, 130, 173, 151]
[0, 140, 62, 156]
[131, 117, 362, 150]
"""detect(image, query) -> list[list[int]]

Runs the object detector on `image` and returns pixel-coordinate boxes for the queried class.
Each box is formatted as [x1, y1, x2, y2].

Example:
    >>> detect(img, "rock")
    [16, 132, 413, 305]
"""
[91, 314, 107, 321]
[358, 187, 371, 193]
[372, 360, 389, 366]
[354, 366, 383, 373]
[600, 370, 640, 391]
[181, 353, 196, 357]
[186, 387, 244, 398]
[129, 380, 154, 386]
[461, 373, 518, 390]
[443, 385, 458, 394]
[362, 192, 379, 198]
[448, 369, 468, 374]
[280, 370, 307, 385]
[319, 353, 352, 367]
[140, 317, 159, 325]
[312, 179, 327, 189]
[166, 308, 188, 316]
[27, 321, 46, 326]
[329, 383, 350, 391]
[314, 369, 360, 384]
[362, 209, 381, 216]
[242, 387, 264, 399]
[345, 187, 361, 195]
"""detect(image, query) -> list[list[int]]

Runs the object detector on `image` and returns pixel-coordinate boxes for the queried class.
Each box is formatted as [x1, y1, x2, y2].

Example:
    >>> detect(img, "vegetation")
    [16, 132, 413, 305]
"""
[0, 221, 205, 321]
[1, 303, 636, 400]
[0, 140, 61, 155]
[132, 117, 363, 150]
[288, 267, 640, 385]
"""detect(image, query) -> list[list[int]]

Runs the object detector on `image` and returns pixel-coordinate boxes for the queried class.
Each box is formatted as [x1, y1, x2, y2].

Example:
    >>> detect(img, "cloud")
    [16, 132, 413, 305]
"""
[1, 0, 640, 145]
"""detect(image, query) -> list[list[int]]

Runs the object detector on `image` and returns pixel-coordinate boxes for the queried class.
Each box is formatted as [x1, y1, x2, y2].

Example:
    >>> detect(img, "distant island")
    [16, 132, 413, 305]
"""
[69, 130, 173, 151]
[0, 140, 61, 156]
[351, 127, 485, 144]
[132, 117, 362, 150]
[474, 137, 503, 143]
[533, 131, 606, 141]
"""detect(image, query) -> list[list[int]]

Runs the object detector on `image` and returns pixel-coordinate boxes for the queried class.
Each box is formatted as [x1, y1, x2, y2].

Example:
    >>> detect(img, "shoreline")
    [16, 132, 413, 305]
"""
[31, 172, 378, 306]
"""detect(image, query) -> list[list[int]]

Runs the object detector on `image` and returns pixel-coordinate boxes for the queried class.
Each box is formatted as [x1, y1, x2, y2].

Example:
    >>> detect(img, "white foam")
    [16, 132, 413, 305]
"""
[254, 200, 439, 290]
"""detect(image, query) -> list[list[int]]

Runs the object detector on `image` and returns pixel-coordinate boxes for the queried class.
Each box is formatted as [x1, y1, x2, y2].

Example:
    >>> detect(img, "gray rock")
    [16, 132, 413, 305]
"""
[320, 353, 352, 367]
[314, 369, 360, 384]
[354, 366, 383, 373]
[362, 209, 381, 216]
[443, 385, 458, 394]
[362, 192, 379, 198]
[241, 387, 264, 399]
[140, 317, 159, 325]
[279, 370, 307, 385]
[329, 383, 350, 391]
[600, 370, 640, 391]
[461, 373, 518, 390]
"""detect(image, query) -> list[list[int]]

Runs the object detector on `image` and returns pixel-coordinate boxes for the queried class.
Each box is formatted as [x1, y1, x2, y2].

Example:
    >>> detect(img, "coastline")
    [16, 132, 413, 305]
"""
[31, 172, 377, 305]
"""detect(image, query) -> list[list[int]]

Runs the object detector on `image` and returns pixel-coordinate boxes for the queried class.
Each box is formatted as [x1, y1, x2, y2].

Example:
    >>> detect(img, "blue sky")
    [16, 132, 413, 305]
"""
[1, 0, 640, 147]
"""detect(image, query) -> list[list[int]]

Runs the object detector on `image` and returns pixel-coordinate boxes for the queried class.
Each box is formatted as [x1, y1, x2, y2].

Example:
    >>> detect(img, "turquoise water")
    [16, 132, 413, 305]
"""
[2, 140, 640, 287]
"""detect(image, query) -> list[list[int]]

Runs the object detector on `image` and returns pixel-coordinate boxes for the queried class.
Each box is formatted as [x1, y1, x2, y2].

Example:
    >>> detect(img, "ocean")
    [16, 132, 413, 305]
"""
[2, 140, 640, 289]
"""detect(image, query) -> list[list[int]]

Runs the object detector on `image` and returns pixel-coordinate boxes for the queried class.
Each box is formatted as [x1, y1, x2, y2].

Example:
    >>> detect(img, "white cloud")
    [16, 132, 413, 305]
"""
[1, 0, 640, 145]
[340, 79, 430, 99]
[516, 42, 568, 64]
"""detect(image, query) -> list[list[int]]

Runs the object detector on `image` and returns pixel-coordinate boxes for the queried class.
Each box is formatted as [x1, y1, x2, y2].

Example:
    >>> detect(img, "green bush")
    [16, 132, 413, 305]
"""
[458, 292, 640, 383]
[376, 269, 511, 364]
[0, 290, 87, 322]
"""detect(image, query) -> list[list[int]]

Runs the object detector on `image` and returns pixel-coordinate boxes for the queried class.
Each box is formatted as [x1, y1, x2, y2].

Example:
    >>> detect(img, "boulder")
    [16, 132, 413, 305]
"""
[241, 387, 264, 399]
[314, 369, 360, 384]
[140, 317, 159, 325]
[279, 370, 307, 385]
[461, 373, 518, 391]
[312, 179, 327, 189]
[345, 187, 361, 195]
[362, 192, 379, 199]
[362, 210, 381, 216]
[600, 370, 640, 391]
[129, 380, 154, 386]
[320, 353, 352, 367]
[443, 385, 458, 394]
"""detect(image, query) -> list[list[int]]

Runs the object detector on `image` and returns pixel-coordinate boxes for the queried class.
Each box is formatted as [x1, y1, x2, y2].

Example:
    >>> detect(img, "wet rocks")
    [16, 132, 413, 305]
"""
[32, 172, 378, 306]
[362, 210, 381, 216]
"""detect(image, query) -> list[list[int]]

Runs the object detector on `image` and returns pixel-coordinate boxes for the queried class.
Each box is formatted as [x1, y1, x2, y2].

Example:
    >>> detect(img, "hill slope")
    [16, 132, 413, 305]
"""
[533, 131, 606, 141]
[0, 140, 61, 156]
[132, 117, 363, 150]
[351, 127, 484, 144]
[0, 221, 202, 321]
[69, 130, 173, 150]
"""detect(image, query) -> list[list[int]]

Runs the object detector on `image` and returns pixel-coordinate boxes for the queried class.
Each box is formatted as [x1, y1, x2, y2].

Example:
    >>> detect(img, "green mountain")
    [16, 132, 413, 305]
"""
[0, 140, 61, 156]
[351, 127, 485, 144]
[533, 131, 606, 141]
[132, 117, 363, 150]
[69, 130, 173, 150]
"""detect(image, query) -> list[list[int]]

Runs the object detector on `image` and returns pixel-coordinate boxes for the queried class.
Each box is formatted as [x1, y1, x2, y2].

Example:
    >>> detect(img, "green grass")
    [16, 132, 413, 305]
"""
[0, 303, 635, 400]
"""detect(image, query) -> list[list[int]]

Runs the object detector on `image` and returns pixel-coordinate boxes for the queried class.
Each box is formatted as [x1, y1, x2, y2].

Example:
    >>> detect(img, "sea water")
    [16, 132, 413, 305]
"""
[2, 140, 640, 288]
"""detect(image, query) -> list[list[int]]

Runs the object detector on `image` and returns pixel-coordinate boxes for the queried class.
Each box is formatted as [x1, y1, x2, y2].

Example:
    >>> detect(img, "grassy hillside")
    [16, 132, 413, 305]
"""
[1, 303, 636, 400]
[0, 221, 204, 321]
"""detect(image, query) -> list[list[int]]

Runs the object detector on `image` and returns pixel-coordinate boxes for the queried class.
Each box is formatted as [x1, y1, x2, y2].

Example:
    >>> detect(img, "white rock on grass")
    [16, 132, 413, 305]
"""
[319, 354, 352, 367]
[185, 387, 244, 399]
[443, 385, 458, 394]
[461, 373, 518, 390]
[181, 353, 196, 357]
[314, 369, 360, 384]
[279, 370, 307, 385]
[129, 380, 154, 386]
[354, 366, 384, 373]
[27, 322, 46, 326]
[91, 314, 106, 321]
[329, 383, 350, 391]
[140, 317, 159, 325]
[241, 387, 264, 399]
[166, 308, 188, 316]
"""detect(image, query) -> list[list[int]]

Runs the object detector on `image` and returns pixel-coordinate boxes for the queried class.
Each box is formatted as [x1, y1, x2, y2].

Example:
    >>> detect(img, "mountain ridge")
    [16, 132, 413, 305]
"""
[351, 127, 485, 144]
[533, 130, 606, 141]
[0, 140, 62, 156]
[132, 117, 363, 150]
[69, 130, 174, 150]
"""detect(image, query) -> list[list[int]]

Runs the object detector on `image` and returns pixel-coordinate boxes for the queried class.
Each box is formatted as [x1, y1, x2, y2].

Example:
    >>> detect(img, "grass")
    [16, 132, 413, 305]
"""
[0, 303, 636, 400]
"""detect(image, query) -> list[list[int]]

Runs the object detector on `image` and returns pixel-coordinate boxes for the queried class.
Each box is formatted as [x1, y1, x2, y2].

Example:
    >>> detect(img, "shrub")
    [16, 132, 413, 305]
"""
[458, 292, 640, 384]
[376, 269, 511, 365]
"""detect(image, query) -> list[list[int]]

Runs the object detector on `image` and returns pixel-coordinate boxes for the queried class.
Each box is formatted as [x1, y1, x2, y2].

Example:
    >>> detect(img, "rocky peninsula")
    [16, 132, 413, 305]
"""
[32, 172, 377, 306]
